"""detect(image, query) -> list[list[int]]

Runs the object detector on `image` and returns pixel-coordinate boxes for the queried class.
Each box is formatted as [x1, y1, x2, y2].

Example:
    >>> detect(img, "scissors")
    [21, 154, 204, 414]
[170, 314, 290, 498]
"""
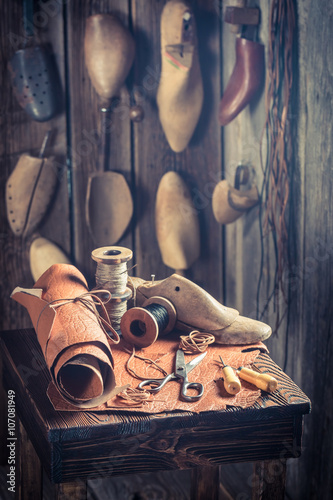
[138, 349, 207, 402]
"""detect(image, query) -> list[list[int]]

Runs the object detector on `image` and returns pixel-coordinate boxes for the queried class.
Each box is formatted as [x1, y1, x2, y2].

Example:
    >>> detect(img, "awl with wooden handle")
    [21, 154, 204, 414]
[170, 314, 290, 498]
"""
[218, 356, 241, 395]
[236, 367, 278, 392]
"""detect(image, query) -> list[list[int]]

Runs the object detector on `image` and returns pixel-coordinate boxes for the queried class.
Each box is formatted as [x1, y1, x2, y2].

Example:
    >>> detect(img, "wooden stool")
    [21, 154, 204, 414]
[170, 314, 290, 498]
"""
[0, 329, 310, 500]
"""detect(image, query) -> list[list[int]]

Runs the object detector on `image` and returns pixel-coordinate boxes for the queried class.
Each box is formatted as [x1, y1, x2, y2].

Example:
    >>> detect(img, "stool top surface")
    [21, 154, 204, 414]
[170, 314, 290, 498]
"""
[1, 328, 311, 444]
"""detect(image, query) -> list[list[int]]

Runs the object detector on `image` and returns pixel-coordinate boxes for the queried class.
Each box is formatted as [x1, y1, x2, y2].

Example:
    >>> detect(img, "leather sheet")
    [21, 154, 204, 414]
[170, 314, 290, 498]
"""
[11, 264, 123, 409]
[48, 333, 269, 414]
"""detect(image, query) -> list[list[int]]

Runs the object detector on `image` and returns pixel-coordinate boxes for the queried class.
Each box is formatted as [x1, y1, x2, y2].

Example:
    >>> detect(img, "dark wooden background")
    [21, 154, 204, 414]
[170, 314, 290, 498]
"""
[0, 0, 332, 499]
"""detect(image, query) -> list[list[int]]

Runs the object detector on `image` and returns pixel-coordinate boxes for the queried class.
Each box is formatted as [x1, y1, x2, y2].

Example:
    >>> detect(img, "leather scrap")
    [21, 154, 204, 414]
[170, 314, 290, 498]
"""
[48, 333, 269, 413]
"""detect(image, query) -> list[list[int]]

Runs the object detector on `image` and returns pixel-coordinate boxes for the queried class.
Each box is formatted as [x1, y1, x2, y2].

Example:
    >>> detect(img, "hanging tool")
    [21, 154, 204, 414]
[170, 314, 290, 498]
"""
[8, 0, 62, 122]
[84, 13, 135, 246]
[217, 356, 241, 395]
[236, 366, 278, 392]
[224, 3, 260, 34]
[139, 349, 206, 402]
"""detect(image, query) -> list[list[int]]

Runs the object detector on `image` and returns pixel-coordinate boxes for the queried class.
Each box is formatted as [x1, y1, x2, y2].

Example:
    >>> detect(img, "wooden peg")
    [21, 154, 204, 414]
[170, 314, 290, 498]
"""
[224, 7, 260, 27]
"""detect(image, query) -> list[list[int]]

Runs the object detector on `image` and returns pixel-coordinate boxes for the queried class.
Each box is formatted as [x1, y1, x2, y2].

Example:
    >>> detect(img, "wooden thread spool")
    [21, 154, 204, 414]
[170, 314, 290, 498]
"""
[91, 246, 133, 330]
[120, 296, 177, 348]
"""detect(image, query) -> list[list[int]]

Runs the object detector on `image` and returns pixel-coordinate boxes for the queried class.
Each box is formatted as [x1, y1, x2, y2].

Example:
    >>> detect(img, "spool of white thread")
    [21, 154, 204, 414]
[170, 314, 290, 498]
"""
[91, 246, 133, 330]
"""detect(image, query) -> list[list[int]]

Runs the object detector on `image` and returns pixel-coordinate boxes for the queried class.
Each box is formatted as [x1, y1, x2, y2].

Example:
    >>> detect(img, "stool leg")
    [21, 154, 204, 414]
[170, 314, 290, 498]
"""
[17, 420, 42, 499]
[55, 481, 87, 500]
[190, 465, 219, 500]
[251, 460, 287, 500]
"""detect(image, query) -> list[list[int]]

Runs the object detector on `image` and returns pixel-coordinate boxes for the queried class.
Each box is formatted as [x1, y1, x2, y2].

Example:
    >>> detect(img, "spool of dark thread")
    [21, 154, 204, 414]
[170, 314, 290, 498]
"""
[120, 296, 177, 347]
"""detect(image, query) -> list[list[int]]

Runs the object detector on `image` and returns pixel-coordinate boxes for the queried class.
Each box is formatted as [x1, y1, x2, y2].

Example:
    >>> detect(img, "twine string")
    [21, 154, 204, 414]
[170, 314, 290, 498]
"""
[95, 261, 130, 330]
[125, 346, 168, 381]
[37, 289, 120, 358]
[179, 330, 215, 353]
[116, 387, 152, 407]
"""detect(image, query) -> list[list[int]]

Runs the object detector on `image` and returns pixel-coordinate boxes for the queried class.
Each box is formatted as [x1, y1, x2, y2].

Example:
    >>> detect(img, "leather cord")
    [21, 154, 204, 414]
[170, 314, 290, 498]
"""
[258, 0, 296, 331]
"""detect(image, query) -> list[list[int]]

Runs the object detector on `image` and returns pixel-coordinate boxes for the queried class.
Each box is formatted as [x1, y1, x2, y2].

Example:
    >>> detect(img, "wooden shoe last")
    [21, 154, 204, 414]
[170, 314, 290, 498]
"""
[84, 14, 135, 102]
[155, 171, 200, 272]
[219, 37, 264, 126]
[212, 179, 259, 224]
[6, 153, 58, 238]
[157, 1, 203, 152]
[129, 274, 272, 345]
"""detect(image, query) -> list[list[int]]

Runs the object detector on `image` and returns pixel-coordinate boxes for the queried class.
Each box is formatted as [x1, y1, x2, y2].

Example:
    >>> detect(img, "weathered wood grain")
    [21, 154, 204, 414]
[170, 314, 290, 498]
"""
[0, 329, 310, 486]
[284, 1, 333, 499]
[0, 0, 69, 320]
[131, 0, 223, 299]
[252, 460, 286, 500]
[55, 480, 87, 500]
[16, 420, 43, 500]
[191, 465, 219, 500]
[222, 0, 278, 334]
[0, 1, 330, 499]
[66, 0, 133, 283]
[85, 469, 191, 500]
[0, 0, 69, 467]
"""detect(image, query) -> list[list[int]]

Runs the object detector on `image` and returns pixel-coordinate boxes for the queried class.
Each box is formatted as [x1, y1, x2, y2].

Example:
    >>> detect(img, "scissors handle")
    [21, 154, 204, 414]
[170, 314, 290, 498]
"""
[181, 381, 204, 402]
[138, 373, 175, 392]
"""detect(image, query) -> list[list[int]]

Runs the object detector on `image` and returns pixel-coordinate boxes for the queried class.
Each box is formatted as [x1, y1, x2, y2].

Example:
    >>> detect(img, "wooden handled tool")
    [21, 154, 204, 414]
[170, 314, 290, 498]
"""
[218, 356, 241, 395]
[236, 367, 278, 392]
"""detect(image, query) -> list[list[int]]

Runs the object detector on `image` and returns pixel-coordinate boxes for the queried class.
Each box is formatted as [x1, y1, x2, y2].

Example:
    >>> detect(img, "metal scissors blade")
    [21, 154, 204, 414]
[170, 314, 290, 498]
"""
[138, 349, 207, 400]
[175, 349, 206, 376]
[175, 349, 206, 402]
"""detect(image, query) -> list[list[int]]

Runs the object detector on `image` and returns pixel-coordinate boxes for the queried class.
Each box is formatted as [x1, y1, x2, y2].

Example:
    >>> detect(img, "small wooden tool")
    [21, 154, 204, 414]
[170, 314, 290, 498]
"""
[218, 356, 241, 395]
[236, 367, 278, 392]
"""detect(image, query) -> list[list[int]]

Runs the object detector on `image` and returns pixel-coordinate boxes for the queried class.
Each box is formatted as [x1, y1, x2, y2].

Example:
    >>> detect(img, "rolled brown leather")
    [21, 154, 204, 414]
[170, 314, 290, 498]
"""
[219, 37, 264, 126]
[11, 264, 121, 409]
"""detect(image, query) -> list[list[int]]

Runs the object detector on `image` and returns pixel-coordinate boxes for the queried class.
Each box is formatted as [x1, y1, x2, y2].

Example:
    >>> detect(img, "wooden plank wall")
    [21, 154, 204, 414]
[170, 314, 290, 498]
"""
[0, 1, 332, 499]
[0, 0, 69, 466]
[220, 1, 333, 499]
[66, 0, 222, 294]
[285, 0, 333, 497]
